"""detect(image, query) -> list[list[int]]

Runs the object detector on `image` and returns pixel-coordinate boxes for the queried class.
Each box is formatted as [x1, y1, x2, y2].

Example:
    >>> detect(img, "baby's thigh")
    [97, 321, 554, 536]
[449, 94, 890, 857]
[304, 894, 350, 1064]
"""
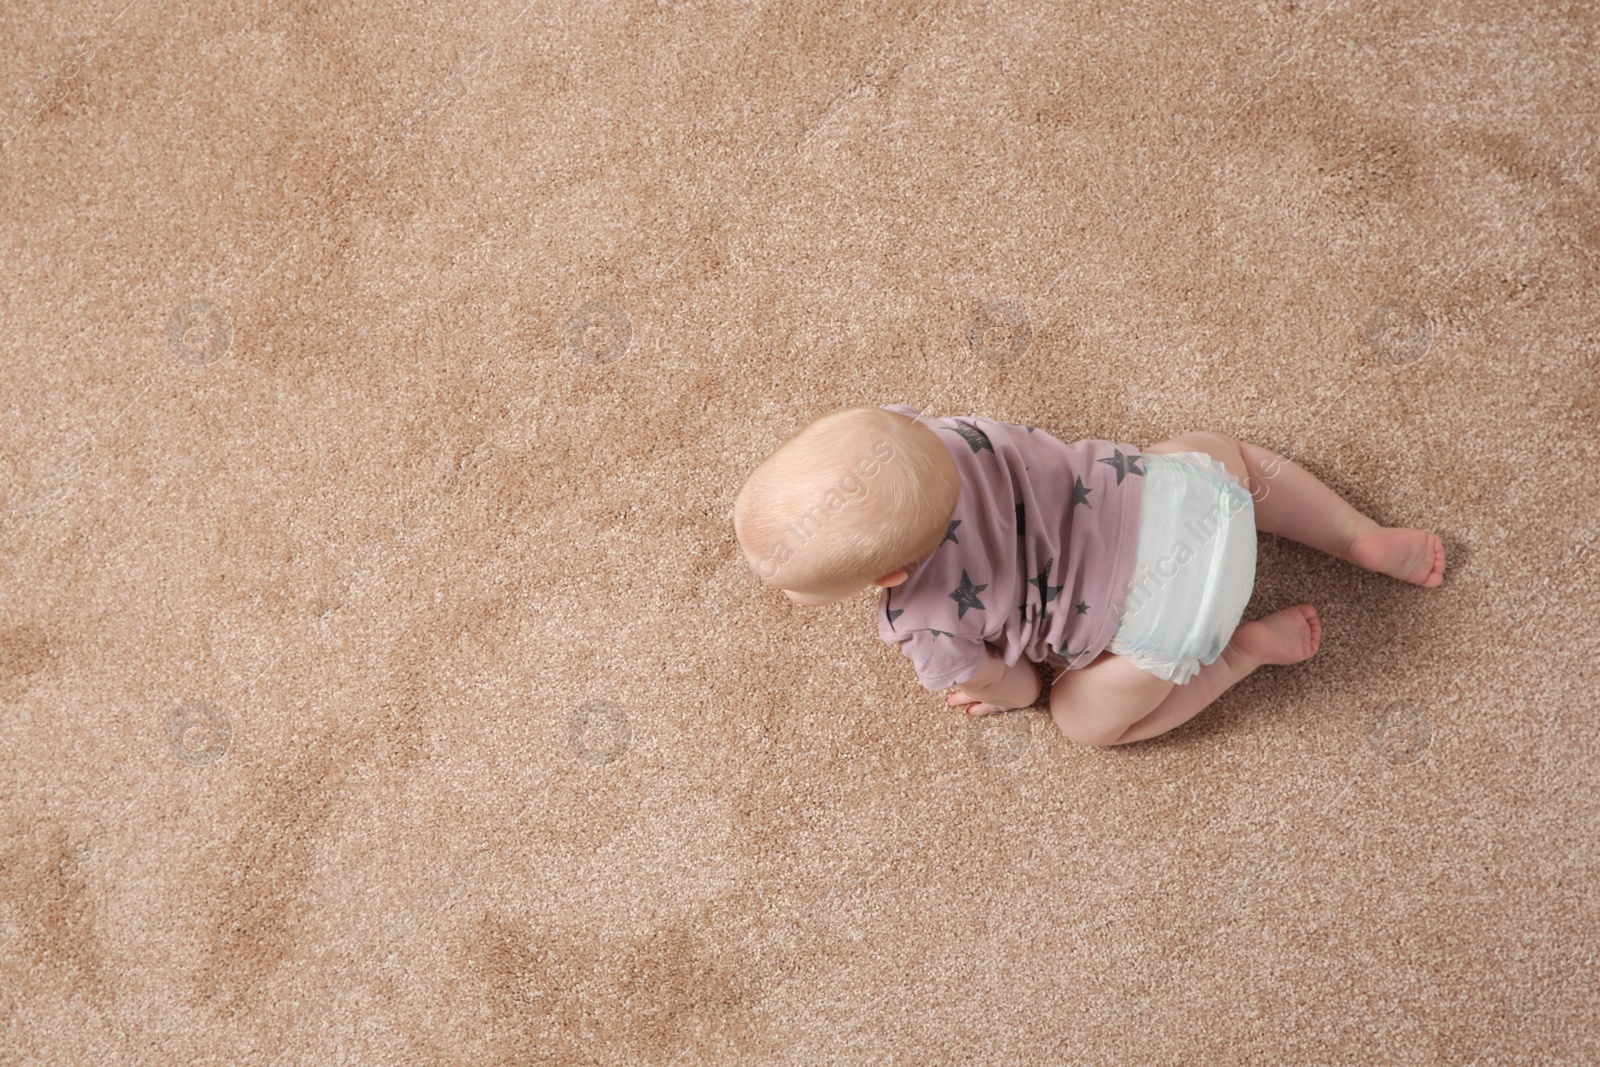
[1048, 652, 1175, 746]
[1144, 431, 1250, 489]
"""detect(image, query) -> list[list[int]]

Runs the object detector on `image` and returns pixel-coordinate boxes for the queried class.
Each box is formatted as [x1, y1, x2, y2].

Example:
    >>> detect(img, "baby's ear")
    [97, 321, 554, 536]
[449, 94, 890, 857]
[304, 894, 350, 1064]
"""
[875, 569, 911, 588]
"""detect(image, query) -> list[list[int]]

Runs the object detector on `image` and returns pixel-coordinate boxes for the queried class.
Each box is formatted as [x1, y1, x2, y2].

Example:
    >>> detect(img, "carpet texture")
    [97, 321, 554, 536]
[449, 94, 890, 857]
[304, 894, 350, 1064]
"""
[2, 0, 1597, 1063]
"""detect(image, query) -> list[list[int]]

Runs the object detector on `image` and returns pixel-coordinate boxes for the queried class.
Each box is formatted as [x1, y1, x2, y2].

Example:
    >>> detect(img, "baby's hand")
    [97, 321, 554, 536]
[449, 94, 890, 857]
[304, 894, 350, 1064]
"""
[947, 689, 1013, 718]
[947, 657, 1041, 717]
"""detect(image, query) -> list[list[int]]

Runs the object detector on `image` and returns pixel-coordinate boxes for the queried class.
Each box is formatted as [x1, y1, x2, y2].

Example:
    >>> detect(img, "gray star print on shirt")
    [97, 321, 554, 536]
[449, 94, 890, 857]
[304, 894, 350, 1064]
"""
[949, 421, 994, 454]
[1030, 558, 1063, 606]
[949, 571, 988, 619]
[1097, 449, 1145, 484]
[1055, 645, 1093, 665]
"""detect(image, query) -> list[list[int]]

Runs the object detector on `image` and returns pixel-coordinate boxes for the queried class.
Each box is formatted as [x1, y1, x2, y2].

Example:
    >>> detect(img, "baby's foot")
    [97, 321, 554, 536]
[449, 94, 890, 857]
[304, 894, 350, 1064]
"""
[1349, 528, 1446, 587]
[1231, 604, 1321, 666]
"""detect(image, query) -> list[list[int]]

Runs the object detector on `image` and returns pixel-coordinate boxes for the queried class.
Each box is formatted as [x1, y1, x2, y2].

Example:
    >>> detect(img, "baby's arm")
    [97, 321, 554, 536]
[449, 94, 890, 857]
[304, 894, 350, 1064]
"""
[946, 648, 1041, 717]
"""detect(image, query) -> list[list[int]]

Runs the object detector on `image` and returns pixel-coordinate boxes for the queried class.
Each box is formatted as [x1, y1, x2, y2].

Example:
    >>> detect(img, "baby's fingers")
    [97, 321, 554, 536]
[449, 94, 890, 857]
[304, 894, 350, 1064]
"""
[950, 691, 1008, 716]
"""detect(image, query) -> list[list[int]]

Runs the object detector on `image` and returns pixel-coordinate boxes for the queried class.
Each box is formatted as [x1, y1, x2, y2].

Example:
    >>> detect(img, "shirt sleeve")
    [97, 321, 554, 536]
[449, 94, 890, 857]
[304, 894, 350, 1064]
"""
[894, 630, 991, 690]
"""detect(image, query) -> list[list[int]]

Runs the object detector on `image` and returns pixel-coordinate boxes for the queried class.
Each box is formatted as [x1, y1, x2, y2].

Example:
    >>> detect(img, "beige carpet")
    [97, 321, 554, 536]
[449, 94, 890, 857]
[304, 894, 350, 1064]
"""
[3, 0, 1597, 1062]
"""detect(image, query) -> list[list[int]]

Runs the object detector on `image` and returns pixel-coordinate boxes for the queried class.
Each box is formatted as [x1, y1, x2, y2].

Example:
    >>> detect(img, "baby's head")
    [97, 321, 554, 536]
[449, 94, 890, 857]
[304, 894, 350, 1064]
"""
[733, 406, 960, 605]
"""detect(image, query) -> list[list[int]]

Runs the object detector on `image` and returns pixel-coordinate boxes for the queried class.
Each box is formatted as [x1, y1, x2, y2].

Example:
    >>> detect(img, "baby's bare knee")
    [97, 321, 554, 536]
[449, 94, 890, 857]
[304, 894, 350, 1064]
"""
[1048, 702, 1120, 747]
[1048, 657, 1170, 746]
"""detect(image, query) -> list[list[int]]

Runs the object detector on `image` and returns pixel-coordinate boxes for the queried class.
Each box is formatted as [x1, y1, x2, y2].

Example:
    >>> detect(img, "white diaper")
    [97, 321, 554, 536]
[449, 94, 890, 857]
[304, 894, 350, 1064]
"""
[1109, 451, 1256, 684]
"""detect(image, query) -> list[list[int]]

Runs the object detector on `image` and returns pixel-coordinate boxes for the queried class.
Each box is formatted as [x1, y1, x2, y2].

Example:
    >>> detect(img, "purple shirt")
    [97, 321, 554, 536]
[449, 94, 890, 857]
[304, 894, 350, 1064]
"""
[877, 404, 1145, 690]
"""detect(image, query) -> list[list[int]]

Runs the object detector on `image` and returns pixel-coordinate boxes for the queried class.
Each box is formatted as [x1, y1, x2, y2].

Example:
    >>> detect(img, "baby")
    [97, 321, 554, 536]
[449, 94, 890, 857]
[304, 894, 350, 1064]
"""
[732, 404, 1445, 746]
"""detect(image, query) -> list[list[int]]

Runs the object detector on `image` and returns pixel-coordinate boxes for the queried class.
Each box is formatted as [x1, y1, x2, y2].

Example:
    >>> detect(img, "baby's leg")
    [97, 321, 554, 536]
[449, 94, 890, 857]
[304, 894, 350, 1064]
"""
[1051, 606, 1321, 746]
[1048, 651, 1174, 746]
[1145, 432, 1445, 587]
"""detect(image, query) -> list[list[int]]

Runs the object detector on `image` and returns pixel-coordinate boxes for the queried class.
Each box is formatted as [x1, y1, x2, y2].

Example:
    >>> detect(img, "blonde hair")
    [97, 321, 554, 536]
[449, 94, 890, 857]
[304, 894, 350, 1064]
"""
[733, 407, 960, 591]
